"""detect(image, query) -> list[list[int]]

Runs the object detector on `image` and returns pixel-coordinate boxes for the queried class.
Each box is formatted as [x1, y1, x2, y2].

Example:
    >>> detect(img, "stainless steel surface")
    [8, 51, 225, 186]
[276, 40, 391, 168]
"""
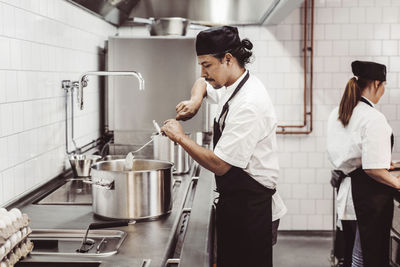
[152, 134, 191, 174]
[65, 0, 140, 26]
[28, 229, 127, 257]
[67, 0, 303, 26]
[174, 139, 191, 174]
[69, 155, 102, 178]
[36, 179, 92, 205]
[78, 71, 144, 110]
[62, 80, 79, 154]
[107, 37, 202, 136]
[90, 159, 174, 220]
[18, 163, 213, 267]
[173, 169, 215, 267]
[133, 17, 189, 36]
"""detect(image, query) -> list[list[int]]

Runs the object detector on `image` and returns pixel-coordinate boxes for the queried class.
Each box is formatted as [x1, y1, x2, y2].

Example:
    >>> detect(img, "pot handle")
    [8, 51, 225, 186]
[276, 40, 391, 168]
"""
[88, 220, 131, 230]
[83, 178, 115, 190]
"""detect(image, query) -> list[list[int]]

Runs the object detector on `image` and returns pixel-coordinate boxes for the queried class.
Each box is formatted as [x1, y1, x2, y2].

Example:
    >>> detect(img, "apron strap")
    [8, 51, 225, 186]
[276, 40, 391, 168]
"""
[217, 71, 250, 132]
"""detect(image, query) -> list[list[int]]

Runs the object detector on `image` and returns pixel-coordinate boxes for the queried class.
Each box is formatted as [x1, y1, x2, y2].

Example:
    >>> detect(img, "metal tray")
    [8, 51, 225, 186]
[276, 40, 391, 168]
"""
[29, 229, 127, 257]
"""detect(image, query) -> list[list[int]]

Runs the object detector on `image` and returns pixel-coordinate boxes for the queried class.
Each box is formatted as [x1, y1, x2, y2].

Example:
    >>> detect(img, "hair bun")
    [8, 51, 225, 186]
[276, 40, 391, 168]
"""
[241, 39, 253, 50]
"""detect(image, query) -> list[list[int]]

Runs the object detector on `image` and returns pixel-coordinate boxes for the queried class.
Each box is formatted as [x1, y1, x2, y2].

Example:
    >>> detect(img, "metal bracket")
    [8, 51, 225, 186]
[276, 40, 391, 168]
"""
[61, 80, 79, 93]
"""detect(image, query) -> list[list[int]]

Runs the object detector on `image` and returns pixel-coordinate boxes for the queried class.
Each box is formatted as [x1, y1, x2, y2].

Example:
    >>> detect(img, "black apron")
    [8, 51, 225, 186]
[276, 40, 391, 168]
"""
[213, 71, 275, 267]
[349, 97, 394, 267]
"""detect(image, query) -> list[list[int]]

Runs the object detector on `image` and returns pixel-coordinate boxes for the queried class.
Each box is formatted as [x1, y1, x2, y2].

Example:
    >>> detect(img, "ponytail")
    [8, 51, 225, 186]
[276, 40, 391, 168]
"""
[338, 77, 373, 127]
[212, 38, 254, 68]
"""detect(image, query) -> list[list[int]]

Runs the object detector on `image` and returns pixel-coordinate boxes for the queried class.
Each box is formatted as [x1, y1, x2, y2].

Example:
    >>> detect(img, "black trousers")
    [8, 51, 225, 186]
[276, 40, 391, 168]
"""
[216, 191, 273, 267]
[341, 220, 357, 267]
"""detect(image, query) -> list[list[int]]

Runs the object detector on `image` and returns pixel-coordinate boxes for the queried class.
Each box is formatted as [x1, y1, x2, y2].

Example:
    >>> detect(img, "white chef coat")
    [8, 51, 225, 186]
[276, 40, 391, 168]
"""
[205, 70, 287, 221]
[327, 96, 393, 220]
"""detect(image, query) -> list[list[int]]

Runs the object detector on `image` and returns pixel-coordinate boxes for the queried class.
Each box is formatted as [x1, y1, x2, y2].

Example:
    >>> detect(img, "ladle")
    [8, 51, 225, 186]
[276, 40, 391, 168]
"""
[124, 120, 162, 170]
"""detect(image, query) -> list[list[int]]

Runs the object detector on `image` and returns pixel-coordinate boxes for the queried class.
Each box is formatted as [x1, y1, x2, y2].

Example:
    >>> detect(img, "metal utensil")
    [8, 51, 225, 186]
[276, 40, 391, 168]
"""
[69, 155, 102, 177]
[124, 138, 154, 170]
[152, 120, 162, 135]
[77, 220, 130, 253]
[124, 120, 162, 170]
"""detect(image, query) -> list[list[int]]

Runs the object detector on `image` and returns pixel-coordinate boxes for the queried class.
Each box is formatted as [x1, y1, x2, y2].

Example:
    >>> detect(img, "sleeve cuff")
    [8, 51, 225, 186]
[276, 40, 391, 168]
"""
[362, 163, 391, 169]
[214, 147, 247, 169]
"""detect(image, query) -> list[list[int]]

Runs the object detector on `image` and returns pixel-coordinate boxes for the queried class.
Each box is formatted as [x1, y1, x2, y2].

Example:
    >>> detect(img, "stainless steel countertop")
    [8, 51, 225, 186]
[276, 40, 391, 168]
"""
[14, 165, 216, 267]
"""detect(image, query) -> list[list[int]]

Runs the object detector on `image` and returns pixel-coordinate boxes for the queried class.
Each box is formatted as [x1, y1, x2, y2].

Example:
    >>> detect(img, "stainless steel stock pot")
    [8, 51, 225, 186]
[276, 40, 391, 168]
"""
[152, 134, 191, 174]
[89, 159, 174, 220]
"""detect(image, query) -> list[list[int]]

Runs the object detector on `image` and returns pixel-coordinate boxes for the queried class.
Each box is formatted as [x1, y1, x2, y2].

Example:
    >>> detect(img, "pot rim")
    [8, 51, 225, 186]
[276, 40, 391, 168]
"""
[91, 158, 174, 173]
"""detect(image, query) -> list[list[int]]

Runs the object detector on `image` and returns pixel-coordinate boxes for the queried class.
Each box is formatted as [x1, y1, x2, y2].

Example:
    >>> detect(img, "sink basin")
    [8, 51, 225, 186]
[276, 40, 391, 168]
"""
[15, 261, 102, 267]
[28, 229, 127, 257]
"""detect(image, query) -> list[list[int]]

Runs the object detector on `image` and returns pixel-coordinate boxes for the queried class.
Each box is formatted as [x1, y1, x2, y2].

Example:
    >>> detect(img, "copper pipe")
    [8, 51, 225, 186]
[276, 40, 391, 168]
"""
[277, 0, 314, 134]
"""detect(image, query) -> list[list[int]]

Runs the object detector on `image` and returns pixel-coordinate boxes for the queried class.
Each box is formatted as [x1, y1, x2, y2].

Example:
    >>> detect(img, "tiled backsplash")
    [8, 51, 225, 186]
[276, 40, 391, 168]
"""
[1, 0, 400, 231]
[0, 0, 116, 205]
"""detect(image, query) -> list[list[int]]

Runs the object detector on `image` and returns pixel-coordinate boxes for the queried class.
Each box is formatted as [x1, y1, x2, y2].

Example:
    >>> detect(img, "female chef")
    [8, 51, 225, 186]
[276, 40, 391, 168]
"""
[327, 60, 400, 267]
[161, 26, 285, 267]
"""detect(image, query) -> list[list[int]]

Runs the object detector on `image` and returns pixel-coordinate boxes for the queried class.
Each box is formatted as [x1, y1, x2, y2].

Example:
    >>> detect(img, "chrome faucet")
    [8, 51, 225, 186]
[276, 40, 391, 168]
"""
[78, 71, 145, 110]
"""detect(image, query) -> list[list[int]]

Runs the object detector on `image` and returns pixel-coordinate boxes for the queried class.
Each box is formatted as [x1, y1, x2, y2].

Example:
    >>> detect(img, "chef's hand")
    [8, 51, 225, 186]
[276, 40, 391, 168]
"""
[161, 119, 185, 143]
[175, 100, 201, 121]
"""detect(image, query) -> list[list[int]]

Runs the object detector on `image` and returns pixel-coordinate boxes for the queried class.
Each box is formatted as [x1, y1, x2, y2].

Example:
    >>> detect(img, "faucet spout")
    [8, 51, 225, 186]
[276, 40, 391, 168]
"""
[78, 71, 145, 110]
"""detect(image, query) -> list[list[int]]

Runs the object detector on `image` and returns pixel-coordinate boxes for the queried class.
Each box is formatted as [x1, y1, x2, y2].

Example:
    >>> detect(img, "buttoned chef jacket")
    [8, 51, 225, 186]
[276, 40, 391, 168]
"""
[327, 96, 392, 220]
[205, 70, 287, 221]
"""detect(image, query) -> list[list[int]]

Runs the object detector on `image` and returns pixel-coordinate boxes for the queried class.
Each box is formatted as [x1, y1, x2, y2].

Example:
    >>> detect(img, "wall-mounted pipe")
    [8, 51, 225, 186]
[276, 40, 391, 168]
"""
[277, 0, 314, 135]
[62, 80, 100, 155]
[78, 71, 145, 110]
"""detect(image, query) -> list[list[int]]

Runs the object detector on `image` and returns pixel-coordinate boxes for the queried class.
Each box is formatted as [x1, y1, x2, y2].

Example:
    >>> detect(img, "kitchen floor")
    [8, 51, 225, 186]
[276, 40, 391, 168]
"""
[274, 231, 334, 267]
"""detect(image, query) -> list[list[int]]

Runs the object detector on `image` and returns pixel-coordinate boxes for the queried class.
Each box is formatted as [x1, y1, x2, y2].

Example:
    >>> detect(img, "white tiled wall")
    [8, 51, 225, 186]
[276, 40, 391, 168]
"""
[120, 0, 400, 230]
[0, 0, 117, 205]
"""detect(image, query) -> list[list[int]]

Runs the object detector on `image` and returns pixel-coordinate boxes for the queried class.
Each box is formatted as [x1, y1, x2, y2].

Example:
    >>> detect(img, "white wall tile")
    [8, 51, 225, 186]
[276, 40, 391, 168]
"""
[341, 24, 358, 39]
[374, 0, 393, 6]
[0, 0, 117, 206]
[350, 7, 366, 23]
[333, 8, 350, 24]
[342, 0, 359, 7]
[300, 199, 316, 215]
[325, 25, 342, 40]
[316, 40, 333, 56]
[365, 7, 382, 23]
[374, 24, 390, 39]
[358, 24, 375, 40]
[382, 40, 398, 55]
[316, 8, 333, 24]
[332, 40, 349, 55]
[382, 7, 399, 23]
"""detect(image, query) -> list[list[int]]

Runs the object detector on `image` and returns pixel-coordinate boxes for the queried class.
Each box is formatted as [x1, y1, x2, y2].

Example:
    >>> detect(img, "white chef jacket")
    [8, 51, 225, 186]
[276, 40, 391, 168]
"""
[327, 96, 393, 220]
[205, 70, 287, 221]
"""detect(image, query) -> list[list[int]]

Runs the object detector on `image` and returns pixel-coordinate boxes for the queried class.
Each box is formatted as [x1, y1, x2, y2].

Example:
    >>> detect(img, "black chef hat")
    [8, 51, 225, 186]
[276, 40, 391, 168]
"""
[351, 60, 386, 81]
[196, 26, 241, 56]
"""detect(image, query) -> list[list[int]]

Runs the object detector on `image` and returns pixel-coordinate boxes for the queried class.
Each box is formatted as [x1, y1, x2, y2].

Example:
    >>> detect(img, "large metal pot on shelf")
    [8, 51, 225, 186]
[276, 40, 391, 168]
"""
[131, 17, 190, 36]
[88, 159, 174, 220]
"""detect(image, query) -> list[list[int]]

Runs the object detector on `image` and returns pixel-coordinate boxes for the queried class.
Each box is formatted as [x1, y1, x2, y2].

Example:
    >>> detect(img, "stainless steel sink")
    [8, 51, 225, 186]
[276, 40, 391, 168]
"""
[28, 229, 127, 257]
